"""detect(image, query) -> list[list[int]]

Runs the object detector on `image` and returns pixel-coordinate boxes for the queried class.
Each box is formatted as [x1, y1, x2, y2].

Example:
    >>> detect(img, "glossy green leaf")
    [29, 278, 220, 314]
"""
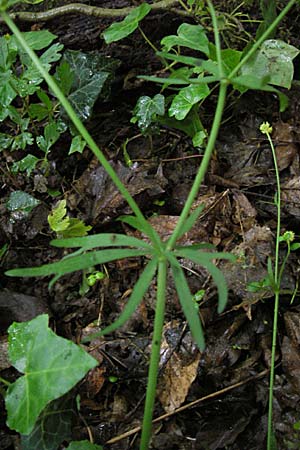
[66, 441, 103, 450]
[0, 132, 13, 149]
[21, 395, 75, 450]
[11, 154, 39, 176]
[36, 121, 60, 153]
[61, 50, 119, 122]
[12, 30, 57, 51]
[131, 94, 165, 132]
[0, 71, 17, 111]
[5, 248, 149, 278]
[103, 3, 151, 44]
[54, 60, 73, 95]
[161, 23, 209, 55]
[23, 43, 64, 87]
[158, 105, 204, 139]
[51, 232, 153, 250]
[169, 83, 210, 120]
[170, 258, 205, 350]
[240, 39, 299, 89]
[6, 190, 40, 214]
[69, 135, 86, 155]
[82, 257, 158, 342]
[6, 315, 97, 435]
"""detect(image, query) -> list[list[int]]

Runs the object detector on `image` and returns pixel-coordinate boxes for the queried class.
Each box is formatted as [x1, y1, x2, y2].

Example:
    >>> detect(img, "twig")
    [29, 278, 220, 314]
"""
[105, 368, 269, 445]
[2, 0, 179, 22]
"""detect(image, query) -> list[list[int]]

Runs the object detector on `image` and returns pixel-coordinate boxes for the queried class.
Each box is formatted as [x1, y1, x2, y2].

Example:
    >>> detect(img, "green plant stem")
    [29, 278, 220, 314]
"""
[0, 376, 10, 387]
[1, 12, 162, 251]
[207, 0, 224, 79]
[166, 80, 227, 250]
[166, 0, 227, 250]
[228, 0, 297, 80]
[140, 259, 167, 450]
[266, 130, 281, 450]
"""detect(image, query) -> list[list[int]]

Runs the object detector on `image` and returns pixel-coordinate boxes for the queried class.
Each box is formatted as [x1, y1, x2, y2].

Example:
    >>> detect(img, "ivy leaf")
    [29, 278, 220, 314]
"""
[11, 154, 39, 176]
[11, 30, 57, 51]
[103, 3, 151, 44]
[60, 50, 119, 122]
[69, 135, 86, 155]
[23, 43, 64, 86]
[55, 60, 73, 96]
[36, 121, 61, 153]
[6, 190, 40, 217]
[131, 94, 165, 132]
[169, 83, 210, 120]
[161, 23, 209, 55]
[6, 315, 97, 435]
[48, 200, 70, 232]
[66, 441, 103, 450]
[240, 39, 299, 89]
[21, 394, 75, 450]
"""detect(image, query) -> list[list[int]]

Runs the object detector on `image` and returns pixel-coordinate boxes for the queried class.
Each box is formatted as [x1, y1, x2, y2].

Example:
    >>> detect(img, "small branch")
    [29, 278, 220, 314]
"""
[3, 0, 179, 22]
[105, 369, 269, 445]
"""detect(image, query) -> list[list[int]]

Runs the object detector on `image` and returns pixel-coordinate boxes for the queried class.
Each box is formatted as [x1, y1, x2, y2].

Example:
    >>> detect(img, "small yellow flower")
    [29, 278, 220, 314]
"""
[260, 122, 273, 135]
[281, 230, 295, 243]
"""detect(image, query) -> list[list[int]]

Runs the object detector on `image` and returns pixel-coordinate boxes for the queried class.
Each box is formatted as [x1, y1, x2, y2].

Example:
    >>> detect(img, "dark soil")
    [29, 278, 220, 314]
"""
[1, 1, 300, 449]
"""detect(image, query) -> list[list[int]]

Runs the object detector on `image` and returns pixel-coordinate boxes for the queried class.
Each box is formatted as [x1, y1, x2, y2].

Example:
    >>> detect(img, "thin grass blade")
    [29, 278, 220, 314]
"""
[51, 233, 153, 250]
[5, 249, 148, 278]
[82, 257, 158, 342]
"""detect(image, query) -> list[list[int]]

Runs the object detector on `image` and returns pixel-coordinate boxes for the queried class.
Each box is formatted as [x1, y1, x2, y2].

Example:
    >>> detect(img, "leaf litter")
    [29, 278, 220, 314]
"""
[1, 4, 300, 450]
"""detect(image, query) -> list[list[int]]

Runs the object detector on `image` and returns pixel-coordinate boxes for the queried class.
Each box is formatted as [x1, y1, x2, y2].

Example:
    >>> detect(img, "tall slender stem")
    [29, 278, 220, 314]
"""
[166, 80, 227, 250]
[166, 0, 227, 250]
[1, 12, 162, 250]
[266, 130, 281, 450]
[140, 259, 167, 450]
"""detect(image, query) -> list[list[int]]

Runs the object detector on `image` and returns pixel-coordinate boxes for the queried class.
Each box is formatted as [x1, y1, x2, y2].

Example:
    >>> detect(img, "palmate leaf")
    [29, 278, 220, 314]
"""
[5, 248, 150, 278]
[51, 232, 153, 250]
[175, 248, 235, 313]
[82, 257, 158, 342]
[102, 3, 151, 44]
[169, 255, 205, 350]
[6, 315, 97, 435]
[161, 23, 209, 55]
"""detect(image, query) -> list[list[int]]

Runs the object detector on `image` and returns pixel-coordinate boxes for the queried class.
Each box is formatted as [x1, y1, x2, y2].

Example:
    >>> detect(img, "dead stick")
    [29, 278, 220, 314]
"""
[105, 368, 269, 444]
[2, 0, 179, 22]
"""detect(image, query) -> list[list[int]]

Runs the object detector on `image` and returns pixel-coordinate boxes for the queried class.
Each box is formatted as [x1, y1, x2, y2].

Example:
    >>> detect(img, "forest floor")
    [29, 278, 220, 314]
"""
[1, 1, 300, 449]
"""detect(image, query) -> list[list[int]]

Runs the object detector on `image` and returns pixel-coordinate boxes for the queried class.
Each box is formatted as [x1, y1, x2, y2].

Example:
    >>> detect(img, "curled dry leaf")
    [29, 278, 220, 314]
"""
[157, 321, 200, 413]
